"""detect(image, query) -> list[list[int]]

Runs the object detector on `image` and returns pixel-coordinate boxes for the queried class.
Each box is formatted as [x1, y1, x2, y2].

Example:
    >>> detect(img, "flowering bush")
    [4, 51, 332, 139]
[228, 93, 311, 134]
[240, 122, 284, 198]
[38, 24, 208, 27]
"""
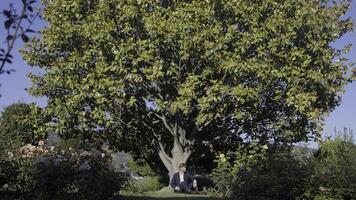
[0, 140, 35, 199]
[0, 140, 127, 200]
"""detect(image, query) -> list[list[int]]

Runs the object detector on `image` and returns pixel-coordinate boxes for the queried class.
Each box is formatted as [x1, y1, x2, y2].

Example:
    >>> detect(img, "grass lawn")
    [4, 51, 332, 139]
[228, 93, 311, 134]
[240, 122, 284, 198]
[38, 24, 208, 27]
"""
[115, 191, 222, 200]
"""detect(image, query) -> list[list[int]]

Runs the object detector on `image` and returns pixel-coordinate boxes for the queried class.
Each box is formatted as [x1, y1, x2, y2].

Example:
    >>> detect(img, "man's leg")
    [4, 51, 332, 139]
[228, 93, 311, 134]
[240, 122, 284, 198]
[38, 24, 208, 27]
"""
[187, 181, 193, 191]
[179, 182, 190, 193]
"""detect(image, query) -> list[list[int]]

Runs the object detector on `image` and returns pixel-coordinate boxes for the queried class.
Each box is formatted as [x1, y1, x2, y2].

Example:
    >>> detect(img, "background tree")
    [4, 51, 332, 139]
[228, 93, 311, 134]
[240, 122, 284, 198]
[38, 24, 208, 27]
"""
[22, 0, 354, 181]
[0, 102, 45, 145]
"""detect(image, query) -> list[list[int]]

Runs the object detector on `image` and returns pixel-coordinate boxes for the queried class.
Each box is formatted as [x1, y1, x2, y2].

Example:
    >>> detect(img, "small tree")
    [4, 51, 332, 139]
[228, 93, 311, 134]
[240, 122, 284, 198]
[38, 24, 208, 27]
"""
[303, 129, 356, 199]
[22, 0, 354, 182]
[0, 103, 45, 144]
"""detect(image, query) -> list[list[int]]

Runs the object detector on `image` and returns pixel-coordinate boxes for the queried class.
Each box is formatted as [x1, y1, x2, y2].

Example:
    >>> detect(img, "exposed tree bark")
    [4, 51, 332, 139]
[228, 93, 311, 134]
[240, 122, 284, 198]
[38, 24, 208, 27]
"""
[155, 114, 194, 184]
[160, 135, 192, 184]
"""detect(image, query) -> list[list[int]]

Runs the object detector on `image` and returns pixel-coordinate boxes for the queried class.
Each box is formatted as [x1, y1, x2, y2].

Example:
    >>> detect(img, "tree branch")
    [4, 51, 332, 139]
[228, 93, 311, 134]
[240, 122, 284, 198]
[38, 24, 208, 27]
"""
[183, 150, 192, 162]
[178, 125, 186, 146]
[197, 119, 212, 131]
[159, 141, 172, 161]
[1, 1, 38, 75]
[0, 4, 26, 74]
[158, 148, 172, 171]
[154, 113, 175, 136]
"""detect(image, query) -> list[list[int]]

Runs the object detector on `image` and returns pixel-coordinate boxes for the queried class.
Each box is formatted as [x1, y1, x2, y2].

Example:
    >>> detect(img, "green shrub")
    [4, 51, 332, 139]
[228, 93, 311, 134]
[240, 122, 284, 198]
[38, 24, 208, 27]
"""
[210, 153, 238, 197]
[127, 157, 155, 177]
[231, 148, 310, 200]
[0, 140, 127, 200]
[301, 132, 356, 200]
[211, 131, 356, 200]
[122, 157, 163, 194]
[210, 144, 269, 197]
[58, 138, 82, 151]
[0, 146, 36, 199]
[211, 144, 310, 199]
[121, 176, 162, 194]
[0, 103, 47, 144]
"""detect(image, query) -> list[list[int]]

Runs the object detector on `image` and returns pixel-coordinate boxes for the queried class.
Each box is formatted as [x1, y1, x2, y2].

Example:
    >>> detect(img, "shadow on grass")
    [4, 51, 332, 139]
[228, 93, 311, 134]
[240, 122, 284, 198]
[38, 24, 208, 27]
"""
[113, 194, 222, 200]
[115, 197, 220, 200]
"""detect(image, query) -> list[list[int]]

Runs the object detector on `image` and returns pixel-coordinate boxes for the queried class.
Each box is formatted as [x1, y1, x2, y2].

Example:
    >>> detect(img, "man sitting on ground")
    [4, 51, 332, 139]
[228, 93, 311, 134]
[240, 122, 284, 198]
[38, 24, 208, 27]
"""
[170, 163, 198, 193]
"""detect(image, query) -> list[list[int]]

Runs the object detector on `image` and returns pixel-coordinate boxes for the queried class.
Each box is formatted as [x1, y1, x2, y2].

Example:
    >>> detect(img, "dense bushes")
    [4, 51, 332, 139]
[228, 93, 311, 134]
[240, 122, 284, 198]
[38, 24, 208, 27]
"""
[231, 148, 310, 200]
[211, 145, 309, 198]
[0, 140, 126, 200]
[127, 157, 156, 177]
[301, 133, 356, 200]
[120, 158, 163, 194]
[1, 100, 355, 200]
[211, 134, 356, 200]
[120, 176, 162, 194]
[210, 153, 239, 197]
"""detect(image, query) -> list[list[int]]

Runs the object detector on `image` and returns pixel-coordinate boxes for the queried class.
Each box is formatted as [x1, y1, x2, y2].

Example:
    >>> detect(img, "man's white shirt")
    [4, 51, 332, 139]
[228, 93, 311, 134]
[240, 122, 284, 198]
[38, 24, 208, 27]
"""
[179, 172, 184, 183]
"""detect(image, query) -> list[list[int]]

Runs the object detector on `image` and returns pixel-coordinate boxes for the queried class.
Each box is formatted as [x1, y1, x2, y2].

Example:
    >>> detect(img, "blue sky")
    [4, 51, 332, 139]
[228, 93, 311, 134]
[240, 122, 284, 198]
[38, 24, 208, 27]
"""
[0, 0, 355, 141]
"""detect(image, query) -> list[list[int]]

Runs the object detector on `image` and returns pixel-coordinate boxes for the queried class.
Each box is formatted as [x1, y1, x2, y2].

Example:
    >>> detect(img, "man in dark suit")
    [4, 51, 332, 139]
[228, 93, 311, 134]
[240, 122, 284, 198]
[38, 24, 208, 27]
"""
[170, 163, 198, 193]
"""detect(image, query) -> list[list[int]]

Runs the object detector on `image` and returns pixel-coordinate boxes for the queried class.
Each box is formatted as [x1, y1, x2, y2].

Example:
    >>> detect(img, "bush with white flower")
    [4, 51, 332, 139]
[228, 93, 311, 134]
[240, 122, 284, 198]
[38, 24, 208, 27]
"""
[0, 139, 127, 200]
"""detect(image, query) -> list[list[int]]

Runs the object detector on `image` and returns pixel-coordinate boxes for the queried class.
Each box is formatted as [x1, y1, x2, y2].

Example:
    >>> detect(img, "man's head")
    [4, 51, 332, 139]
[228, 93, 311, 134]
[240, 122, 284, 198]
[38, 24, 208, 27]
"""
[179, 163, 187, 173]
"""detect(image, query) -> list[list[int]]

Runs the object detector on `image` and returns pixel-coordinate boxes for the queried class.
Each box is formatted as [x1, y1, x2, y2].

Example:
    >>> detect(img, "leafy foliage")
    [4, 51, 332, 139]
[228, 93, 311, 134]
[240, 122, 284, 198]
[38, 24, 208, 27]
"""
[211, 145, 311, 199]
[0, 103, 46, 144]
[120, 176, 162, 195]
[128, 157, 156, 177]
[22, 0, 354, 175]
[210, 144, 269, 197]
[211, 131, 356, 200]
[301, 131, 356, 200]
[210, 153, 237, 197]
[231, 148, 310, 200]
[0, 140, 126, 200]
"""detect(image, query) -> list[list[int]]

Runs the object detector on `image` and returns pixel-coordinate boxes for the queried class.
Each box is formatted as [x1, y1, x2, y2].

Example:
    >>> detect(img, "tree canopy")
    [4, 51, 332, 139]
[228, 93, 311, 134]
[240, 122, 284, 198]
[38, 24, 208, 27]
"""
[22, 0, 353, 177]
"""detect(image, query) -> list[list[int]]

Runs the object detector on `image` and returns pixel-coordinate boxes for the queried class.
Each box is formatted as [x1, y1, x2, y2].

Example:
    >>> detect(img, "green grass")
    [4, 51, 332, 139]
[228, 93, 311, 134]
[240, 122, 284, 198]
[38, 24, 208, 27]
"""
[114, 191, 222, 200]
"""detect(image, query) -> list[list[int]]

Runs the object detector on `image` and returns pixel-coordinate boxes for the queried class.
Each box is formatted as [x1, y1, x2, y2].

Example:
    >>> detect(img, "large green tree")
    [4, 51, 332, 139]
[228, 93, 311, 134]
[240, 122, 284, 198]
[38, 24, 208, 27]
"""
[22, 0, 353, 180]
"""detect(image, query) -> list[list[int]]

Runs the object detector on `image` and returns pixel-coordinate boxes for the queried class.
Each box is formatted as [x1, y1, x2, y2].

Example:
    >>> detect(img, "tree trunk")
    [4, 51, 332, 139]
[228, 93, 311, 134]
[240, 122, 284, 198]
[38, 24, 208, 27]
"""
[158, 135, 192, 185]
[154, 115, 194, 186]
